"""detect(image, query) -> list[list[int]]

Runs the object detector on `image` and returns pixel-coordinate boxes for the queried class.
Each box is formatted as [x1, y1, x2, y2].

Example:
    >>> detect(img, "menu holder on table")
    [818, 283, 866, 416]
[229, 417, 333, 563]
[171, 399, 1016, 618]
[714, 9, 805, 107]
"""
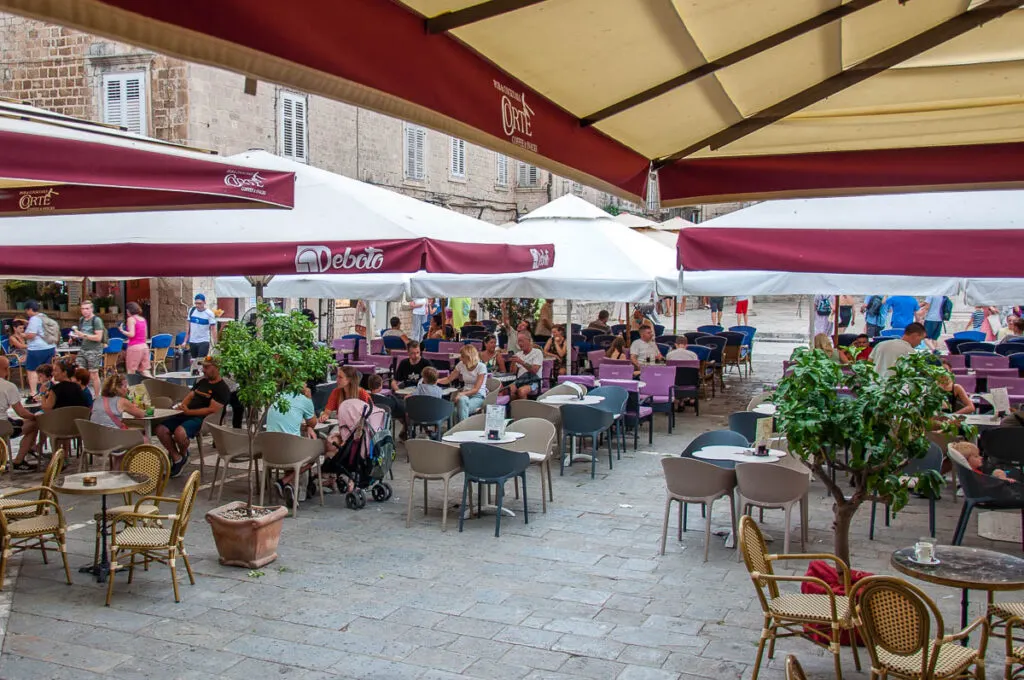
[485, 405, 506, 440]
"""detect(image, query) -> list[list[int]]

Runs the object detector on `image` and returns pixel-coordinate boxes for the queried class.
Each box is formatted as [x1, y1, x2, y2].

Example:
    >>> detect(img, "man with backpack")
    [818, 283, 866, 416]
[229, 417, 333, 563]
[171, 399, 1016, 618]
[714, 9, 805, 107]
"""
[861, 295, 886, 338]
[72, 300, 105, 395]
[22, 300, 56, 395]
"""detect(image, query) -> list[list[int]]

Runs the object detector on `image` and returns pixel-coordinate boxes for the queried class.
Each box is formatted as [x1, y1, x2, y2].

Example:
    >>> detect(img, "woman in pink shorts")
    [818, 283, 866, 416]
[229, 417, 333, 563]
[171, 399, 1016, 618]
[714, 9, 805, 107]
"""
[122, 301, 153, 378]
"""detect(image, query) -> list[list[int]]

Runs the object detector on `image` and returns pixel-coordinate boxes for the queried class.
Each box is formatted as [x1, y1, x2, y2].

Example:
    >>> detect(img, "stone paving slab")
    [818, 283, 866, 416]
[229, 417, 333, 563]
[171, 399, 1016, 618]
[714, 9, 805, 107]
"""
[1, 343, 1019, 679]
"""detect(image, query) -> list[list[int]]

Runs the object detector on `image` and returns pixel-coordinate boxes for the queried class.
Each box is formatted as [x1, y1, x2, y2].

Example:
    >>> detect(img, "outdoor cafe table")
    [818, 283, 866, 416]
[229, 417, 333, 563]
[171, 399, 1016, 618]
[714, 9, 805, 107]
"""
[693, 445, 786, 466]
[538, 394, 605, 406]
[752, 403, 777, 416]
[396, 386, 458, 397]
[156, 371, 199, 386]
[954, 413, 1002, 433]
[441, 430, 525, 445]
[122, 407, 179, 439]
[54, 471, 149, 583]
[6, 397, 42, 421]
[892, 545, 1024, 634]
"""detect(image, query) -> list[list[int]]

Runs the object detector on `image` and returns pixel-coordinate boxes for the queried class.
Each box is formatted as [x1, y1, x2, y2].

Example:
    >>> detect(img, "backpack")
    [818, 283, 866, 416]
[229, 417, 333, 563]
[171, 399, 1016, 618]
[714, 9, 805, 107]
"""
[38, 313, 60, 346]
[79, 315, 106, 344]
[941, 296, 954, 322]
[815, 296, 832, 317]
[866, 295, 884, 318]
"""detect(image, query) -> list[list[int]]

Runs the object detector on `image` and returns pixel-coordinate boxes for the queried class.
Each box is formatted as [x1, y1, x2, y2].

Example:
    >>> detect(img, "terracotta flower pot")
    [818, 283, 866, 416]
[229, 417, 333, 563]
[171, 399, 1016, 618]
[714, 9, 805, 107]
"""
[206, 501, 287, 568]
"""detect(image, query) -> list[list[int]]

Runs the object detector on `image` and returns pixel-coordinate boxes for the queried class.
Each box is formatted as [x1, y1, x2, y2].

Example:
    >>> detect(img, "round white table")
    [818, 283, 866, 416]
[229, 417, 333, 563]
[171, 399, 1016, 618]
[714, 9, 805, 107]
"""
[156, 371, 199, 386]
[538, 395, 605, 406]
[752, 403, 777, 415]
[594, 380, 646, 389]
[396, 386, 458, 397]
[693, 445, 786, 464]
[441, 430, 525, 445]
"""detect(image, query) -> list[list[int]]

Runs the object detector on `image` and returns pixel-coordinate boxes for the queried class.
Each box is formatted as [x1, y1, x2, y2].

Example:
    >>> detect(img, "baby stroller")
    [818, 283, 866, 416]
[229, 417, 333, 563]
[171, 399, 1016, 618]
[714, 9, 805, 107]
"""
[324, 399, 396, 509]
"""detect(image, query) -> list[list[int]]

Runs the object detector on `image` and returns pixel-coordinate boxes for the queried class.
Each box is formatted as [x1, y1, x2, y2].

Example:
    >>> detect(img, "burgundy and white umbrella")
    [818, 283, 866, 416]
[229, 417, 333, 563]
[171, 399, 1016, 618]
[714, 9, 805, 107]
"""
[0, 102, 295, 215]
[0, 150, 554, 278]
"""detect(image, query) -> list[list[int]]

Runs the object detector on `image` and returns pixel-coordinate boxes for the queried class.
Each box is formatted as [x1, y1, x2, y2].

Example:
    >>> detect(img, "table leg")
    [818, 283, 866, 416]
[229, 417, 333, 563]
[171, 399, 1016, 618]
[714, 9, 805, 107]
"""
[961, 588, 969, 646]
[78, 493, 111, 583]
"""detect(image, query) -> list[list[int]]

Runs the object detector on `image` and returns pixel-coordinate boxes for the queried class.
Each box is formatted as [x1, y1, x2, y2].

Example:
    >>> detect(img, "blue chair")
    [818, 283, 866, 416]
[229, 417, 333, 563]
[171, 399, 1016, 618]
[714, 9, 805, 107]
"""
[728, 410, 772, 443]
[559, 403, 615, 478]
[879, 329, 904, 338]
[954, 330, 986, 342]
[342, 333, 363, 340]
[458, 443, 530, 537]
[684, 331, 711, 344]
[589, 385, 627, 454]
[653, 324, 665, 337]
[383, 336, 407, 352]
[610, 324, 627, 336]
[1009, 354, 1024, 372]
[945, 337, 969, 355]
[628, 330, 640, 343]
[1007, 337, 1024, 345]
[580, 328, 602, 341]
[60, 327, 73, 343]
[656, 343, 670, 358]
[479, 319, 498, 331]
[405, 396, 453, 440]
[868, 443, 944, 540]
[681, 429, 750, 469]
[688, 345, 711, 362]
[421, 338, 441, 353]
[697, 325, 723, 335]
[995, 344, 1024, 357]
[592, 334, 616, 349]
[656, 335, 677, 345]
[149, 333, 173, 373]
[960, 342, 996, 355]
[108, 327, 127, 341]
[105, 338, 125, 353]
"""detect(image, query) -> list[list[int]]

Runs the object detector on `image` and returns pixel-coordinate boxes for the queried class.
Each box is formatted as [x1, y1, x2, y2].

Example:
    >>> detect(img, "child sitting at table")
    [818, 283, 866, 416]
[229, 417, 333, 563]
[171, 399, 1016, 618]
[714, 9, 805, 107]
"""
[958, 442, 1019, 483]
[366, 374, 384, 395]
[409, 366, 443, 399]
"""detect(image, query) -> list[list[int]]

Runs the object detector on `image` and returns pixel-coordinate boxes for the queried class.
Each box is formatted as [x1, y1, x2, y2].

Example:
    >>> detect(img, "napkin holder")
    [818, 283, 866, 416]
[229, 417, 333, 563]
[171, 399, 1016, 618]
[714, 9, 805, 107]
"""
[564, 381, 586, 401]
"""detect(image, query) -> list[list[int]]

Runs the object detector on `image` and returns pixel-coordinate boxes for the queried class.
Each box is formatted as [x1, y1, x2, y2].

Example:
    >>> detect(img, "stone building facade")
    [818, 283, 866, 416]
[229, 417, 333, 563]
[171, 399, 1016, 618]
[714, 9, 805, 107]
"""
[0, 13, 736, 337]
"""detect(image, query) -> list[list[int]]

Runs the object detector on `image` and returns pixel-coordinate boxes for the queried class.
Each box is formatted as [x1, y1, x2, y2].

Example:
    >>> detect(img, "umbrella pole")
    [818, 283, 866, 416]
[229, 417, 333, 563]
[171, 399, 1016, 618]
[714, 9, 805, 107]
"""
[565, 299, 572, 377]
[833, 295, 840, 349]
[673, 297, 678, 335]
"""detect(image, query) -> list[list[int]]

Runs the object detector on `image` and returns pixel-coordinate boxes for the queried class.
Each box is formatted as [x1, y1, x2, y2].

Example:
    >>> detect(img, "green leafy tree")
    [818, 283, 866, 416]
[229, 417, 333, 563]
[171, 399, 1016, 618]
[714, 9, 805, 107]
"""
[216, 305, 334, 514]
[773, 349, 953, 565]
[479, 298, 540, 333]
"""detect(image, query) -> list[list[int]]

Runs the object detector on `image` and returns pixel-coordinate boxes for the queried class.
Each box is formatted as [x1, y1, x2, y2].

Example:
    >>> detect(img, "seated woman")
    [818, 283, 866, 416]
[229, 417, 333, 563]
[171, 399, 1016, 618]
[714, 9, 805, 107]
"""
[812, 333, 846, 364]
[91, 372, 146, 429]
[605, 336, 627, 361]
[478, 334, 505, 373]
[938, 362, 975, 416]
[7, 318, 28, 363]
[74, 367, 95, 408]
[438, 345, 487, 422]
[13, 359, 88, 469]
[426, 314, 445, 340]
[543, 326, 569, 376]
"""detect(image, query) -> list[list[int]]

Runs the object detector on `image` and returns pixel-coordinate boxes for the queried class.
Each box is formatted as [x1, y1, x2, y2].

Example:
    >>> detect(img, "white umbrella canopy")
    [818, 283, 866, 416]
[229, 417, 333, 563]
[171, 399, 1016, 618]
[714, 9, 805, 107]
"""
[658, 216, 696, 232]
[614, 213, 660, 230]
[409, 195, 679, 301]
[215, 273, 409, 300]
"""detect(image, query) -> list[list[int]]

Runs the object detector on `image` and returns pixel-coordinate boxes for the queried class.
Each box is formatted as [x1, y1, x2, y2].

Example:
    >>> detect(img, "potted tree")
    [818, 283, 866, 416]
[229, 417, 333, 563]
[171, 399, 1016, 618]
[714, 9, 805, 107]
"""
[773, 348, 954, 566]
[205, 305, 334, 567]
[3, 280, 36, 310]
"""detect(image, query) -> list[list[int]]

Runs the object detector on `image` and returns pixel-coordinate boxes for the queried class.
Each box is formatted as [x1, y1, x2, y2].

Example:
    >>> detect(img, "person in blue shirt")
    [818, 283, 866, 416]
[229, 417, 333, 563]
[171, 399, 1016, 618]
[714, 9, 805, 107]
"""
[861, 296, 886, 338]
[266, 382, 318, 507]
[883, 296, 920, 330]
[920, 295, 946, 351]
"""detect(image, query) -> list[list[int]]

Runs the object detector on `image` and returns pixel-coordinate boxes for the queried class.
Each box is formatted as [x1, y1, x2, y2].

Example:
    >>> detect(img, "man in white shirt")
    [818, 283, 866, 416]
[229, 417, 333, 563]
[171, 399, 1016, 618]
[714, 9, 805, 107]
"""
[410, 298, 428, 342]
[509, 331, 543, 401]
[184, 293, 217, 361]
[630, 325, 662, 372]
[665, 336, 699, 362]
[871, 322, 927, 377]
[23, 300, 55, 395]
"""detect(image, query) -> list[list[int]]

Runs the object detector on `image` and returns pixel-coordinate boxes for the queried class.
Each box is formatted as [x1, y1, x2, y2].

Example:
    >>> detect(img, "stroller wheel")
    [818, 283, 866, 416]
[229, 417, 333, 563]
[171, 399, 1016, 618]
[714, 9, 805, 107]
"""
[354, 488, 367, 509]
[371, 485, 387, 502]
[381, 482, 393, 501]
[345, 492, 358, 510]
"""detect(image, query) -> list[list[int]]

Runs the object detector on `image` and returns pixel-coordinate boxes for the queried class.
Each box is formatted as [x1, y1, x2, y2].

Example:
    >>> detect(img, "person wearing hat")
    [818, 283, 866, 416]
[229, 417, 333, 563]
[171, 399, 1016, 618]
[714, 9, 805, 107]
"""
[183, 293, 217, 362]
[155, 356, 231, 478]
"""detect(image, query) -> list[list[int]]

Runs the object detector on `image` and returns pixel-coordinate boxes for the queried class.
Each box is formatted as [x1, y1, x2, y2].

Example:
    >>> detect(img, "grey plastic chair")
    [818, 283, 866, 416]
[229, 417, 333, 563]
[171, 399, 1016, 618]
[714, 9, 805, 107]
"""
[74, 419, 144, 473]
[506, 417, 557, 513]
[728, 410, 772, 443]
[458, 442, 530, 537]
[588, 385, 627, 454]
[406, 395, 454, 440]
[406, 439, 463, 531]
[443, 413, 487, 436]
[559, 404, 615, 479]
[255, 431, 324, 517]
[143, 378, 191, 404]
[206, 423, 260, 502]
[660, 457, 737, 561]
[736, 462, 810, 555]
[538, 384, 576, 400]
[868, 442, 943, 540]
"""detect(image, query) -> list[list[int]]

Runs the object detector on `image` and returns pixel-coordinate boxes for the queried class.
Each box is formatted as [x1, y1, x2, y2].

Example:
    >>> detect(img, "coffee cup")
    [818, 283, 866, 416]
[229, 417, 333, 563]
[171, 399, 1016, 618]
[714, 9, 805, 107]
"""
[914, 541, 935, 563]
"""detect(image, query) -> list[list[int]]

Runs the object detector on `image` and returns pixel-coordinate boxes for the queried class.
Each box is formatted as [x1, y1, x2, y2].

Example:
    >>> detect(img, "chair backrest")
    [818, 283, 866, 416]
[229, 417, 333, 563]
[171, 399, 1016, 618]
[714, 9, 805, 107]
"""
[681, 429, 751, 457]
[587, 350, 605, 370]
[592, 334, 617, 349]
[383, 335, 407, 352]
[784, 655, 807, 680]
[506, 417, 557, 456]
[509, 399, 561, 432]
[854, 575, 939, 678]
[41, 447, 67, 490]
[207, 422, 252, 459]
[459, 442, 530, 481]
[559, 403, 615, 434]
[144, 378, 191, 403]
[174, 331, 187, 346]
[150, 333, 173, 349]
[104, 338, 125, 353]
[953, 374, 976, 393]
[370, 337, 384, 355]
[485, 376, 502, 393]
[728, 411, 771, 442]
[37, 406, 92, 439]
[120, 444, 171, 498]
[638, 365, 674, 396]
[829, 332, 858, 346]
[438, 341, 463, 354]
[730, 325, 757, 344]
[170, 471, 201, 545]
[965, 352, 1006, 369]
[954, 330, 986, 342]
[1011, 353, 1024, 372]
[405, 395, 454, 424]
[979, 427, 1024, 467]
[879, 329, 904, 338]
[74, 419, 144, 454]
[737, 516, 778, 601]
[255, 431, 324, 466]
[365, 354, 394, 372]
[716, 331, 745, 347]
[736, 463, 809, 504]
[903, 442, 944, 479]
[538, 384, 575, 399]
[580, 328, 602, 341]
[420, 338, 440, 353]
[697, 325, 723, 335]
[311, 382, 334, 414]
[598, 363, 633, 381]
[588, 385, 628, 416]
[695, 335, 725, 360]
[610, 324, 627, 335]
[688, 344, 711, 362]
[671, 366, 700, 391]
[406, 439, 462, 476]
[655, 335, 677, 345]
[942, 353, 966, 369]
[987, 375, 1024, 393]
[661, 456, 736, 499]
[423, 351, 452, 367]
[108, 327, 126, 341]
[443, 413, 487, 435]
[996, 344, 1024, 357]
[541, 358, 554, 389]
[960, 342, 996, 355]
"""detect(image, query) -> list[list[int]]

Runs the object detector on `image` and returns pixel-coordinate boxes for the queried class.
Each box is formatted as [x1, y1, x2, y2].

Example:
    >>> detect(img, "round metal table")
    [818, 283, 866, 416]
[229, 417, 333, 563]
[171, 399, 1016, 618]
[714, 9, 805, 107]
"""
[892, 545, 1024, 632]
[55, 471, 149, 583]
[122, 407, 179, 440]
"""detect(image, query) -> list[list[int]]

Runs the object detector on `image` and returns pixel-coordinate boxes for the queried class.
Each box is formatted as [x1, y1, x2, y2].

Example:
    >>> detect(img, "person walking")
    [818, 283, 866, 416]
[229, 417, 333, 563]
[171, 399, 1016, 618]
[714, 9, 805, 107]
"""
[920, 295, 946, 351]
[837, 295, 855, 333]
[735, 296, 749, 327]
[409, 298, 428, 342]
[812, 294, 833, 337]
[22, 300, 56, 396]
[72, 300, 104, 396]
[862, 295, 885, 338]
[183, 293, 217, 361]
[121, 302, 153, 379]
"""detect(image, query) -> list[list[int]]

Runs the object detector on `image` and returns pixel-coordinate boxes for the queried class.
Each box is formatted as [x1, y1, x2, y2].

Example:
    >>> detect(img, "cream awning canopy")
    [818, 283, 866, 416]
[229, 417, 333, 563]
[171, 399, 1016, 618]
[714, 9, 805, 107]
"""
[6, 0, 1024, 204]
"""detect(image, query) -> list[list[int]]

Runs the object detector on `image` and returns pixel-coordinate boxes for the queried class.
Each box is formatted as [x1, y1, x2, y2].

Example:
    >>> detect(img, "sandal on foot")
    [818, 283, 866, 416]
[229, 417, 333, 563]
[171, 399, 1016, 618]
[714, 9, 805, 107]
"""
[12, 461, 37, 471]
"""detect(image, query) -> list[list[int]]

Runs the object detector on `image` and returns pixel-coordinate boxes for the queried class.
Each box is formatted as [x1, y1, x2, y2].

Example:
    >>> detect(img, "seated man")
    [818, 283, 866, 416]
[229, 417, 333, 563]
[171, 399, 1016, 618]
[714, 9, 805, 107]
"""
[839, 334, 872, 363]
[629, 324, 662, 375]
[155, 356, 230, 478]
[509, 331, 544, 401]
[266, 381, 319, 506]
[587, 310, 611, 333]
[382, 316, 410, 346]
[390, 341, 431, 438]
[665, 336, 698, 362]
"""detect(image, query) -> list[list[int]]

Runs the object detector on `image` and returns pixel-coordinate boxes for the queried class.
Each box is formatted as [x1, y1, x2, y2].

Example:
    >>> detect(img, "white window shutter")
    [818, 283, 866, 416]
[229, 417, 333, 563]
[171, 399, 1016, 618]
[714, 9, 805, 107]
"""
[103, 72, 146, 135]
[517, 162, 539, 187]
[528, 164, 539, 187]
[495, 154, 508, 186]
[293, 96, 307, 162]
[404, 124, 426, 180]
[280, 92, 307, 162]
[449, 137, 466, 178]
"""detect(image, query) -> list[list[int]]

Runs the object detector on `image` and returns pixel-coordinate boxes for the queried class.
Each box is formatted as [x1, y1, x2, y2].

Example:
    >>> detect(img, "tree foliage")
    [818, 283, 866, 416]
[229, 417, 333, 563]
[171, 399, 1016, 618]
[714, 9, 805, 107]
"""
[479, 298, 539, 332]
[773, 348, 954, 564]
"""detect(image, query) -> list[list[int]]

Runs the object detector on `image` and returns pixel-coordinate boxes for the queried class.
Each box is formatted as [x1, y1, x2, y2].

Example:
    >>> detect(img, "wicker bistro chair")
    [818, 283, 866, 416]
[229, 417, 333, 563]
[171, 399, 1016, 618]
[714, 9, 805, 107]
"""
[737, 515, 862, 680]
[0, 448, 66, 521]
[660, 457, 737, 561]
[95, 444, 171, 566]
[75, 419, 145, 473]
[405, 439, 464, 531]
[854, 575, 987, 680]
[785, 656, 807, 680]
[106, 470, 200, 604]
[0, 480, 72, 590]
[1001, 616, 1024, 680]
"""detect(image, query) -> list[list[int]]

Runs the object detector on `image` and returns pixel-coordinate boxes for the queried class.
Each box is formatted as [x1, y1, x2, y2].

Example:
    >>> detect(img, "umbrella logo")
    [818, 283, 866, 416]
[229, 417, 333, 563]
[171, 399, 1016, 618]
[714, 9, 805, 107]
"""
[295, 246, 385, 272]
[530, 248, 551, 270]
[18, 188, 59, 211]
[495, 80, 538, 154]
[224, 170, 267, 196]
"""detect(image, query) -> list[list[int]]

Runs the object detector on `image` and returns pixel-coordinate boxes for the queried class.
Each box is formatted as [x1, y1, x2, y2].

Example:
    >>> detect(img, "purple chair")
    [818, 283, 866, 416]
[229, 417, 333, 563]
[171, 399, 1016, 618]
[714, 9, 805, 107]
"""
[977, 368, 1021, 380]
[987, 375, 1024, 393]
[970, 354, 1009, 370]
[333, 337, 355, 363]
[438, 341, 463, 355]
[558, 375, 595, 388]
[599, 379, 652, 450]
[954, 374, 977, 393]
[423, 351, 454, 368]
[599, 363, 634, 381]
[541, 358, 555, 392]
[354, 337, 367, 361]
[943, 354, 966, 370]
[370, 337, 384, 355]
[587, 350, 605, 374]
[390, 350, 408, 366]
[639, 365, 676, 433]
[366, 354, 394, 376]
[951, 367, 970, 376]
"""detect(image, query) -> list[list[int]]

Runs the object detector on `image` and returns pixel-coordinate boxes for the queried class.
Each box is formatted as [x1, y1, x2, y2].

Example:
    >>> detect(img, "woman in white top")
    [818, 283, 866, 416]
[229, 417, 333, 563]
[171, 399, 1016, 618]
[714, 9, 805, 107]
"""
[91, 373, 146, 429]
[438, 344, 488, 422]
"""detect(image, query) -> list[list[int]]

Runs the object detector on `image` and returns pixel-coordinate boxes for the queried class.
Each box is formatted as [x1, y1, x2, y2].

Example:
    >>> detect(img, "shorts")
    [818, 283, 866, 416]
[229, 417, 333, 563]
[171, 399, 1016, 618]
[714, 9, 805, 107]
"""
[75, 347, 103, 371]
[25, 348, 55, 371]
[709, 297, 725, 313]
[838, 306, 853, 328]
[159, 413, 204, 438]
[735, 300, 749, 315]
[189, 341, 210, 362]
[125, 343, 151, 372]
[924, 320, 943, 341]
